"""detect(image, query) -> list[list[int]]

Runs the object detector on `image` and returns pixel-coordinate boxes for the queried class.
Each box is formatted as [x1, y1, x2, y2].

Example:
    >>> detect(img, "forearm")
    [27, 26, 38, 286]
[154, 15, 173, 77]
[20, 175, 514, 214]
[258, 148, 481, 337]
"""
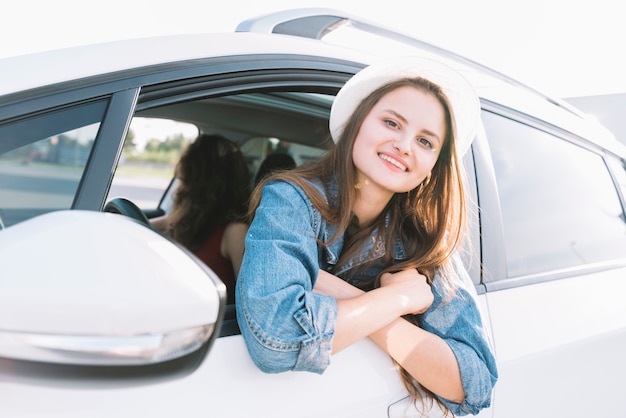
[314, 269, 464, 402]
[333, 287, 412, 353]
[314, 270, 425, 355]
[370, 318, 464, 403]
[315, 270, 405, 352]
[314, 269, 363, 299]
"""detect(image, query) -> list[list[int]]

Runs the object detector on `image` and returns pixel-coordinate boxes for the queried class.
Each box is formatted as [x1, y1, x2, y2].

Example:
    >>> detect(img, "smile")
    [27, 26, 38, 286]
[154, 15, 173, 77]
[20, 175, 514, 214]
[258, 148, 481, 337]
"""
[379, 153, 407, 171]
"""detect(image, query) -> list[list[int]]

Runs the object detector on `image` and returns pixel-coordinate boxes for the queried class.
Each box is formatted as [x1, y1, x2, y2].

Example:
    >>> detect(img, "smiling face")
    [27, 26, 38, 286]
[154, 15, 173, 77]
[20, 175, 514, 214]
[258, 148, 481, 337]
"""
[352, 85, 447, 201]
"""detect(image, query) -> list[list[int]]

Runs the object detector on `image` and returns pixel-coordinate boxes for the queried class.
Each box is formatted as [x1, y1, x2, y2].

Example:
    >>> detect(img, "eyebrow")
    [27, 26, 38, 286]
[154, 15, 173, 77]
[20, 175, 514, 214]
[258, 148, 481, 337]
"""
[384, 109, 442, 144]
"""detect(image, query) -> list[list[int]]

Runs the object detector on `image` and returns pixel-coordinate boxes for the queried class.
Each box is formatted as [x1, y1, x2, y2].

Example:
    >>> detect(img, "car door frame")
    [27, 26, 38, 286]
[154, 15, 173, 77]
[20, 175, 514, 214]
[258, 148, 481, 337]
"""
[474, 100, 626, 418]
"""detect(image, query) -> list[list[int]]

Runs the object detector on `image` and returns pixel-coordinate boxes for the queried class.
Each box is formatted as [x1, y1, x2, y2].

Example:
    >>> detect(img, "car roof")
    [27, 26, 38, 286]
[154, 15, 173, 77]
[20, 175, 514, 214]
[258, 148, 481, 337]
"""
[1, 8, 624, 157]
[0, 31, 370, 97]
[239, 8, 625, 156]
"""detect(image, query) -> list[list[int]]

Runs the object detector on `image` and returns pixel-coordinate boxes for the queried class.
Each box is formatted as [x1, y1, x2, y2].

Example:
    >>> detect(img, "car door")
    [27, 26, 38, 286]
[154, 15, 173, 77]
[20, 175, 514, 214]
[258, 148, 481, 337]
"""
[124, 59, 434, 418]
[0, 54, 454, 417]
[475, 107, 626, 418]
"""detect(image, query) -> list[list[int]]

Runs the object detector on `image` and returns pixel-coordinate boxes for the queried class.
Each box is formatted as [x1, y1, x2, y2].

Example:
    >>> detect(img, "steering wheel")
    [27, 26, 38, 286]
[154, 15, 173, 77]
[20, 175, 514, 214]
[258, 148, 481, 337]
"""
[104, 197, 152, 228]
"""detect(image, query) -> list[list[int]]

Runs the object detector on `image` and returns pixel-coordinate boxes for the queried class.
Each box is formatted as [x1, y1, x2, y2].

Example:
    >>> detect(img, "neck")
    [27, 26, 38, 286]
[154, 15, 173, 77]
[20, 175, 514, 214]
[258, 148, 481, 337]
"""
[353, 191, 392, 227]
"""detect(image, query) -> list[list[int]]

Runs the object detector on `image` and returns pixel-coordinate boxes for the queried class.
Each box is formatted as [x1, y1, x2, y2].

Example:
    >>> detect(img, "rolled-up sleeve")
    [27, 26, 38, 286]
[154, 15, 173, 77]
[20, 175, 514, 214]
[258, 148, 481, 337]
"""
[420, 255, 498, 415]
[235, 180, 338, 374]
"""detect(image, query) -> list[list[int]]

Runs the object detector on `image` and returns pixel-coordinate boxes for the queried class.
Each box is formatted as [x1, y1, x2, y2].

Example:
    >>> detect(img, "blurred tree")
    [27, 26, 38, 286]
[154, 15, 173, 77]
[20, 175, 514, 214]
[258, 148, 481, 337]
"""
[157, 133, 188, 152]
[135, 134, 190, 164]
[144, 138, 162, 153]
[123, 129, 137, 156]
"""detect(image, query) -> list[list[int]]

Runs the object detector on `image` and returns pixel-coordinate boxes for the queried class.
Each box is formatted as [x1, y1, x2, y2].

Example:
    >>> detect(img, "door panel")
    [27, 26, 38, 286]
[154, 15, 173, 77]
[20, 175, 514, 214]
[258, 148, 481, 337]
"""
[1, 336, 410, 417]
[486, 268, 626, 418]
[479, 109, 626, 417]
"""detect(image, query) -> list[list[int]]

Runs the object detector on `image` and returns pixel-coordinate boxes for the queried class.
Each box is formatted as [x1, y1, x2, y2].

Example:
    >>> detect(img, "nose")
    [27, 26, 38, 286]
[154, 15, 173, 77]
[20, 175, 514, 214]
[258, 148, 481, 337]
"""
[392, 135, 411, 156]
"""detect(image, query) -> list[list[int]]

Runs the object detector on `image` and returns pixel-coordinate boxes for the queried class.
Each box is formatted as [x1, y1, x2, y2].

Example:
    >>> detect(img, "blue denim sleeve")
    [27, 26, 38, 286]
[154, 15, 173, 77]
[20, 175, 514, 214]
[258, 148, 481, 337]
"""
[235, 180, 338, 374]
[420, 255, 498, 416]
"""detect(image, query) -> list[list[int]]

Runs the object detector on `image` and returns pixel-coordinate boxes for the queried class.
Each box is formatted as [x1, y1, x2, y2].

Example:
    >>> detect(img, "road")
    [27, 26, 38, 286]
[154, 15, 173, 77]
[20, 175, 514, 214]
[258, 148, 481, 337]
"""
[108, 176, 171, 209]
[0, 162, 170, 227]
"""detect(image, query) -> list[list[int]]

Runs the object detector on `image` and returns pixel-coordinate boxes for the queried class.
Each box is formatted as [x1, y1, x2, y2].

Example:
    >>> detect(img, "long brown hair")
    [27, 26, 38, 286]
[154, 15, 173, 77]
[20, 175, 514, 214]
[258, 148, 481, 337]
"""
[167, 134, 250, 252]
[249, 78, 467, 415]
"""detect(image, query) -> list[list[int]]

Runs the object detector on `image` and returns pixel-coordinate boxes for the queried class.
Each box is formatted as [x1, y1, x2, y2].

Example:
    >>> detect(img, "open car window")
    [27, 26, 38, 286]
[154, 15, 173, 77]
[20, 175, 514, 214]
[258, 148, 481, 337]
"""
[108, 117, 198, 211]
[109, 92, 333, 215]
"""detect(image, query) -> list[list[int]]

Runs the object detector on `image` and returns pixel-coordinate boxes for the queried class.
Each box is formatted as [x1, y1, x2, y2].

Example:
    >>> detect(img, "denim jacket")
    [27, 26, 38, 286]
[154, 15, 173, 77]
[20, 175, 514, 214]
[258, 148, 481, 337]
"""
[236, 179, 498, 416]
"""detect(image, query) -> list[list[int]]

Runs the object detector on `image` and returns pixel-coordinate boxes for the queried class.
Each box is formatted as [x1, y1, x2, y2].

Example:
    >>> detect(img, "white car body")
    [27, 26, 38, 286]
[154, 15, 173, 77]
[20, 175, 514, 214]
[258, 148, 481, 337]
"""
[1, 8, 625, 418]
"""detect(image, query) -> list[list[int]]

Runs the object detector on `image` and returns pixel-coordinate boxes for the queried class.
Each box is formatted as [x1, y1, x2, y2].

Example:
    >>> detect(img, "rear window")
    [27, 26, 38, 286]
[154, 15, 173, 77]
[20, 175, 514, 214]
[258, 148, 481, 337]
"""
[483, 112, 626, 277]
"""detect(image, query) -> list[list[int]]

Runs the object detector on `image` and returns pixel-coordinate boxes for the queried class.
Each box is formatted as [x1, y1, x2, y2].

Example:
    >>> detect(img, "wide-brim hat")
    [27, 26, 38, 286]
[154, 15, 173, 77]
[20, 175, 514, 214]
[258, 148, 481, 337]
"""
[329, 56, 480, 156]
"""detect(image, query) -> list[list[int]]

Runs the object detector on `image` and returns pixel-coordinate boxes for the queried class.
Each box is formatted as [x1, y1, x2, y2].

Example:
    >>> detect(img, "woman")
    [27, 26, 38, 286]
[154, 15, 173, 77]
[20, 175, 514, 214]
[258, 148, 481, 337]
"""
[152, 134, 250, 304]
[236, 58, 497, 416]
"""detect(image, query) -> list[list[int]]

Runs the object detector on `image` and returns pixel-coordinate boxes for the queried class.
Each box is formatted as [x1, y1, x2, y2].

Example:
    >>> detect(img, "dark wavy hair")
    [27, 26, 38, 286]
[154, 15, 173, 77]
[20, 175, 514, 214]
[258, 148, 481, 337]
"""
[166, 134, 250, 252]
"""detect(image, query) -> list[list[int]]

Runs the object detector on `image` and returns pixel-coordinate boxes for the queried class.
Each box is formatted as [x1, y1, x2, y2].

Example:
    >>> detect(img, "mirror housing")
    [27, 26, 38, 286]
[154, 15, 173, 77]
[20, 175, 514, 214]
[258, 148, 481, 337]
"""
[0, 210, 225, 365]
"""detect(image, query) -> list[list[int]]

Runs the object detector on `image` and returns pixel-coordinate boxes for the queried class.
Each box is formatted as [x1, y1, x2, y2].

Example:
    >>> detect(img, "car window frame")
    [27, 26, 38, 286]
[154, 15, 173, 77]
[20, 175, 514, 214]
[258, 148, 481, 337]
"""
[1, 54, 364, 212]
[477, 101, 626, 291]
[1, 52, 487, 302]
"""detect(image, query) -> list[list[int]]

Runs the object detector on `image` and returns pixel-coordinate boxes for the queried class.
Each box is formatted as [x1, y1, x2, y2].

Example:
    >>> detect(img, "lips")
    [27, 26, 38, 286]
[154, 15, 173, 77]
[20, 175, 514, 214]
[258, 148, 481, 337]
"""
[378, 153, 407, 172]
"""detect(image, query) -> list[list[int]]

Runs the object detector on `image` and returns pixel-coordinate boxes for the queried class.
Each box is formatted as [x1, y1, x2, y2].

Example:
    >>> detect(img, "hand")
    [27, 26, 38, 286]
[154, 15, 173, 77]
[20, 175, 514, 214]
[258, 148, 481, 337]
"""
[379, 269, 434, 315]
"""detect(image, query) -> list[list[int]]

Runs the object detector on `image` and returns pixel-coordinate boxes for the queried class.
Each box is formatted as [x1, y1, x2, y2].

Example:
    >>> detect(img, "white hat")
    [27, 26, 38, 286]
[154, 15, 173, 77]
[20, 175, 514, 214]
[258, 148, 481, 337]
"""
[329, 56, 480, 156]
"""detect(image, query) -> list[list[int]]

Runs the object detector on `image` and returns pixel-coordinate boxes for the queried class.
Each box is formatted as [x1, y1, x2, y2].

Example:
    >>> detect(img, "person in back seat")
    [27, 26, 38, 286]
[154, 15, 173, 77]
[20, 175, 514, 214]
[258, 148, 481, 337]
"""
[254, 153, 296, 186]
[152, 134, 250, 304]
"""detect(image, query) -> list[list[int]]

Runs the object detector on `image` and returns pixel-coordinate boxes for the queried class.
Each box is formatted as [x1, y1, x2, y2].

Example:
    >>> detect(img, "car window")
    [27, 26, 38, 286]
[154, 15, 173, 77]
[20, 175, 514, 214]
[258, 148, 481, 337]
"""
[0, 100, 107, 228]
[111, 91, 333, 215]
[242, 136, 325, 184]
[483, 111, 626, 277]
[108, 117, 198, 210]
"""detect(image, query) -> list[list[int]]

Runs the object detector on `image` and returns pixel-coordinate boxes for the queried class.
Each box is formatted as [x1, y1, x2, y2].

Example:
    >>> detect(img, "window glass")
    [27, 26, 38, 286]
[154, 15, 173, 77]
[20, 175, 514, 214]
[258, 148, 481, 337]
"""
[483, 112, 626, 277]
[242, 136, 325, 186]
[112, 91, 331, 213]
[0, 101, 106, 228]
[108, 117, 199, 209]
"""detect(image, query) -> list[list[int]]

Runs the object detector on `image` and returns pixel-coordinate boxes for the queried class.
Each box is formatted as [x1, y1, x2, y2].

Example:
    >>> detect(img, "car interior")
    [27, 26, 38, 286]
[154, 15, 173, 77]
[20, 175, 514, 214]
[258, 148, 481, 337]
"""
[108, 90, 337, 335]
[113, 91, 335, 212]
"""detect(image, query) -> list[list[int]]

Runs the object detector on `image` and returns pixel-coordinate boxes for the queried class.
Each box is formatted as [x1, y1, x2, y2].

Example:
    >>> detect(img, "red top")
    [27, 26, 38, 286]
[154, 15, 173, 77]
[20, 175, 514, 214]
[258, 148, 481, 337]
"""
[194, 225, 236, 304]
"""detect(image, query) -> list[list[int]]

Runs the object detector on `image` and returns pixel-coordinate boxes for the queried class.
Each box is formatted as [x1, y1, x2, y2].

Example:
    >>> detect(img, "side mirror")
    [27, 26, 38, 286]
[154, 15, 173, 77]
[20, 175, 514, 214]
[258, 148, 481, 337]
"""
[0, 210, 225, 366]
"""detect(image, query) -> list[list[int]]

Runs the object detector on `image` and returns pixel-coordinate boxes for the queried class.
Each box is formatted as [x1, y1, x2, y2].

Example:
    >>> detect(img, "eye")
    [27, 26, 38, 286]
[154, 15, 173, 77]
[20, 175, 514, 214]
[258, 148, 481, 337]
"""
[384, 119, 400, 129]
[417, 137, 433, 149]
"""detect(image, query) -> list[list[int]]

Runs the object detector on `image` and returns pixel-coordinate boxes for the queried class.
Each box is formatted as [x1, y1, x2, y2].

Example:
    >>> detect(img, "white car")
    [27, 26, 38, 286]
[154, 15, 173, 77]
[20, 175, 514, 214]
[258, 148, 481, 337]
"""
[1, 8, 625, 418]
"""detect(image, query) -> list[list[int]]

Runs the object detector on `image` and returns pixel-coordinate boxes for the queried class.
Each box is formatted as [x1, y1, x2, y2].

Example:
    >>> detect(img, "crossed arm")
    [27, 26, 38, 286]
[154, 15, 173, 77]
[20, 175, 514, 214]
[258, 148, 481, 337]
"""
[313, 269, 464, 403]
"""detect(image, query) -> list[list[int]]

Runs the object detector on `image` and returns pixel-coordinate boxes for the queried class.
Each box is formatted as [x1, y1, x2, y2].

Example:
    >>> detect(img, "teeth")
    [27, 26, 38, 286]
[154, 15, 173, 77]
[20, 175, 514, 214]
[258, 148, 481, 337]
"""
[379, 154, 407, 171]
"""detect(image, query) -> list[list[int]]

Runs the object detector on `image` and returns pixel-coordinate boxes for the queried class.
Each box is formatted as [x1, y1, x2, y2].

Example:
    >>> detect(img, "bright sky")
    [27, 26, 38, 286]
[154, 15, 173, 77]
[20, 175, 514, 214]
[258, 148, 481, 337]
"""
[2, 0, 625, 98]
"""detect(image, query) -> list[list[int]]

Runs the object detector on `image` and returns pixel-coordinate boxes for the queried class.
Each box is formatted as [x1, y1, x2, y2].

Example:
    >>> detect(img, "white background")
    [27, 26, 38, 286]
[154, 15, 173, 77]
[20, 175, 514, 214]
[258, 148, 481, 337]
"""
[2, 0, 625, 98]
